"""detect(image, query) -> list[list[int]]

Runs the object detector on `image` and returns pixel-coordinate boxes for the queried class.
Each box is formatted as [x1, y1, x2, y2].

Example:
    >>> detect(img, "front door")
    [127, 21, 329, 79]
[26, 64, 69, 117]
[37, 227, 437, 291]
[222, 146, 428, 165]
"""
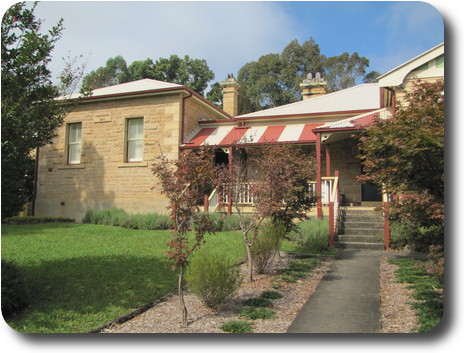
[361, 182, 382, 202]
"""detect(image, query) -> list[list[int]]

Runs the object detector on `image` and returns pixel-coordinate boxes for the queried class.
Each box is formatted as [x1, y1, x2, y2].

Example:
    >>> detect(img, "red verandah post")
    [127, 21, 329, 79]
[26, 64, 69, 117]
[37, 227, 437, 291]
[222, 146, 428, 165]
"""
[228, 146, 233, 214]
[329, 202, 335, 247]
[383, 201, 391, 249]
[316, 133, 322, 218]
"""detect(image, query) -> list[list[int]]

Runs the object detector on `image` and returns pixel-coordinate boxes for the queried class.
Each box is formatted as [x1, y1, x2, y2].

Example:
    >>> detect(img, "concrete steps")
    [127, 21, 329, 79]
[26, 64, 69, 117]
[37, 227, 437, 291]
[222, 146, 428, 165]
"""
[336, 208, 384, 250]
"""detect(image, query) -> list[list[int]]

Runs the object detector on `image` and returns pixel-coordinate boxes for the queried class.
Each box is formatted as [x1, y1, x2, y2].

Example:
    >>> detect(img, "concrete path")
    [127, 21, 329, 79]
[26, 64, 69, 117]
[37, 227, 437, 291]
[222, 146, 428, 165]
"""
[287, 249, 382, 333]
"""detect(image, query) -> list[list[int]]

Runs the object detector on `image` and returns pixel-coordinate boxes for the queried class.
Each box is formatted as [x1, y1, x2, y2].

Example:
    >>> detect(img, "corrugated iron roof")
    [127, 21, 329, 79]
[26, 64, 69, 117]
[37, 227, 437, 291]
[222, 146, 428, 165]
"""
[237, 83, 380, 118]
[315, 108, 392, 130]
[183, 123, 323, 147]
[60, 79, 184, 100]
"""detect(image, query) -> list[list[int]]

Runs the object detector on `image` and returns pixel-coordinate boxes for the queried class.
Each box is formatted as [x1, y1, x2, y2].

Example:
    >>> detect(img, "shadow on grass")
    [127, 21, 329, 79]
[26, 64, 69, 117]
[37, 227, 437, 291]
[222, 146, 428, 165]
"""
[5, 254, 177, 333]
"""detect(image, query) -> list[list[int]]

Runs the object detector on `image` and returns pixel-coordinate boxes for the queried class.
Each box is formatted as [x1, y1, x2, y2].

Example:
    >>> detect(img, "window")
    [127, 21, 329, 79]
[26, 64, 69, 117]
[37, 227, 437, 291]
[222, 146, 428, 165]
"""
[436, 54, 444, 68]
[126, 118, 144, 162]
[67, 123, 82, 164]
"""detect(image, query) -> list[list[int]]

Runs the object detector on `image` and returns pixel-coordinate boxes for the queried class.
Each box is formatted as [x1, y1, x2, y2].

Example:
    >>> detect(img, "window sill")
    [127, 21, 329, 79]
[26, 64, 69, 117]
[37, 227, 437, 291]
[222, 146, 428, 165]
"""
[58, 164, 85, 170]
[118, 161, 148, 168]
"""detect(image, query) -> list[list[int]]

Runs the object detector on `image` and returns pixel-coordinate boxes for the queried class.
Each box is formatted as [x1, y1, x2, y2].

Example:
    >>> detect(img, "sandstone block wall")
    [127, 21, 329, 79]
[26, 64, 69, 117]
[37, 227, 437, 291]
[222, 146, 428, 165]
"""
[35, 92, 226, 222]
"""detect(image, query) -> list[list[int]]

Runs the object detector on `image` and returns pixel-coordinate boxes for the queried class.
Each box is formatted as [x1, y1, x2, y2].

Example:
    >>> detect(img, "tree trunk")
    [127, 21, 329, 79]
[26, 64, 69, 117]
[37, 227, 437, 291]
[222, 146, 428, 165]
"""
[245, 241, 254, 282]
[178, 265, 188, 326]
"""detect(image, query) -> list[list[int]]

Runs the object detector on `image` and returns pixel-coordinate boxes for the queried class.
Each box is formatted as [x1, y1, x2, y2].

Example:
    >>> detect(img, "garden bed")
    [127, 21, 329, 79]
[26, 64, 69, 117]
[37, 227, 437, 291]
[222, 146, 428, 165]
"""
[102, 253, 332, 333]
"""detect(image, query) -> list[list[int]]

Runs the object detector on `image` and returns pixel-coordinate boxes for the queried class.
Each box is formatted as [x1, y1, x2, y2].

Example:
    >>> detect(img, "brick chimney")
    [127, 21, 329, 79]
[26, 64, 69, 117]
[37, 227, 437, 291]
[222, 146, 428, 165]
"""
[220, 74, 240, 116]
[300, 72, 327, 100]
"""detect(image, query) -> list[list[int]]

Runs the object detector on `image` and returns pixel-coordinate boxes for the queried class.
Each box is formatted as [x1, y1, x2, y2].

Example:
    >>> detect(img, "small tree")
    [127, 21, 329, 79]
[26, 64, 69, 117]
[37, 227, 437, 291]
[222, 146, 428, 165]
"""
[358, 79, 444, 251]
[219, 143, 315, 282]
[152, 147, 218, 326]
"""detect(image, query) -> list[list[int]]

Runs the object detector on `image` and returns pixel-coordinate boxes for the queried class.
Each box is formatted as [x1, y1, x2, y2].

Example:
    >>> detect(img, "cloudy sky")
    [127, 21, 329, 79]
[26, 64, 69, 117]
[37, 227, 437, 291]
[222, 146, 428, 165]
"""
[2, 0, 446, 89]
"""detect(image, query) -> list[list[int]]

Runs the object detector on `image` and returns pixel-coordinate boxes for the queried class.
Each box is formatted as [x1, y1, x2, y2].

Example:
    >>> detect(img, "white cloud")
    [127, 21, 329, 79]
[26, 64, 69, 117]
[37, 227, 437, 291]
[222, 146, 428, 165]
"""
[35, 1, 297, 84]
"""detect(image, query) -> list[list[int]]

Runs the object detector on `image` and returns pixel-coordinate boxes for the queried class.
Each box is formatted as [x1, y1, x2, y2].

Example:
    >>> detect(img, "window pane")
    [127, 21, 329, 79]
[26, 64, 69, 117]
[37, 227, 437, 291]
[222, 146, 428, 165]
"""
[68, 143, 81, 164]
[128, 139, 143, 162]
[68, 123, 82, 164]
[69, 123, 81, 143]
[127, 118, 143, 162]
[128, 118, 143, 139]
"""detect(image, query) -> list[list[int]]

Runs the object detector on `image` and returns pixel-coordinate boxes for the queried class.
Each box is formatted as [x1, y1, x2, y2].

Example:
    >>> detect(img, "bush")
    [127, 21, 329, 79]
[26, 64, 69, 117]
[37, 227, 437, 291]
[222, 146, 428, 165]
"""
[390, 221, 443, 253]
[220, 320, 253, 333]
[242, 297, 273, 307]
[260, 290, 283, 300]
[238, 307, 276, 320]
[251, 221, 286, 274]
[82, 208, 171, 230]
[186, 248, 242, 309]
[222, 214, 246, 231]
[1, 260, 31, 318]
[291, 219, 329, 251]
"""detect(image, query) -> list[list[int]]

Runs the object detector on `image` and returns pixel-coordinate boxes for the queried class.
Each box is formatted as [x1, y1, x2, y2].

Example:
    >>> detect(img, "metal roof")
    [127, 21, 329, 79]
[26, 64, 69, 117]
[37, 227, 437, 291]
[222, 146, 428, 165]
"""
[315, 108, 392, 131]
[237, 83, 380, 118]
[60, 79, 184, 100]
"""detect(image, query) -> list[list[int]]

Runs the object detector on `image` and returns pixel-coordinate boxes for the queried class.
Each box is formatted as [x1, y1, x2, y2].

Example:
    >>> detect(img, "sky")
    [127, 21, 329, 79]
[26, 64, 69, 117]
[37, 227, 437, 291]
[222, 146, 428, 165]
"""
[2, 0, 446, 90]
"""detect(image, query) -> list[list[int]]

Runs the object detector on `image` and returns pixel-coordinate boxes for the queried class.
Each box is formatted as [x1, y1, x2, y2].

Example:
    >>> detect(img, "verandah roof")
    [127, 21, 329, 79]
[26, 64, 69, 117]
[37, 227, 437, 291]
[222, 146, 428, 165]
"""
[182, 123, 323, 148]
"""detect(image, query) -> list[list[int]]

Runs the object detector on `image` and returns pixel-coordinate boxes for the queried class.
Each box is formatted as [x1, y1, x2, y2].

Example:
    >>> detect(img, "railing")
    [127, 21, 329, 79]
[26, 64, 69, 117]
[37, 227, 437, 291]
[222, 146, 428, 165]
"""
[308, 177, 338, 204]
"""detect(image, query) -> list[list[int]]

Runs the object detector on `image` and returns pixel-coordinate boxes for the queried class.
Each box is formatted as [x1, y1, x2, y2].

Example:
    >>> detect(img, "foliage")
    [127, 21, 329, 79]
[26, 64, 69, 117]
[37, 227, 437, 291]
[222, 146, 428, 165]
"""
[291, 218, 330, 252]
[83, 54, 214, 95]
[358, 79, 444, 252]
[236, 38, 325, 112]
[238, 307, 276, 320]
[220, 320, 254, 333]
[186, 247, 242, 309]
[82, 208, 171, 230]
[279, 257, 322, 284]
[226, 37, 375, 113]
[389, 258, 443, 332]
[2, 223, 244, 332]
[218, 143, 315, 282]
[251, 221, 286, 274]
[324, 52, 370, 92]
[4, 216, 74, 224]
[1, 2, 86, 219]
[152, 146, 220, 325]
[259, 290, 283, 300]
[242, 297, 273, 308]
[1, 260, 31, 318]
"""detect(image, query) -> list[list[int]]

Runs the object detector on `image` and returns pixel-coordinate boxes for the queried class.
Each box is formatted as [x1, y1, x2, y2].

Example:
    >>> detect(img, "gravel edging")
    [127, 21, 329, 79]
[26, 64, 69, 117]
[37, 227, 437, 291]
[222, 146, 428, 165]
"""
[101, 253, 332, 333]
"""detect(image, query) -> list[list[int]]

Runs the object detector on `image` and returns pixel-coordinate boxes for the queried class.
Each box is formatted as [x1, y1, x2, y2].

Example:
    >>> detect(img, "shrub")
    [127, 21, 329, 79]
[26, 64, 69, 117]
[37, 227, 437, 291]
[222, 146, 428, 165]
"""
[242, 297, 273, 307]
[82, 208, 171, 230]
[220, 320, 253, 333]
[222, 214, 244, 231]
[390, 221, 443, 253]
[238, 307, 276, 320]
[251, 221, 286, 274]
[186, 248, 242, 309]
[1, 260, 31, 318]
[260, 290, 283, 300]
[291, 219, 329, 251]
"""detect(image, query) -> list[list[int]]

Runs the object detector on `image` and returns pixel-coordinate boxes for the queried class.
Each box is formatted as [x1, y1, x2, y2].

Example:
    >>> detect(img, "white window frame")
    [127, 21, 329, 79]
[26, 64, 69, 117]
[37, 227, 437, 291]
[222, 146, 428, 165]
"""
[67, 122, 82, 165]
[126, 117, 144, 162]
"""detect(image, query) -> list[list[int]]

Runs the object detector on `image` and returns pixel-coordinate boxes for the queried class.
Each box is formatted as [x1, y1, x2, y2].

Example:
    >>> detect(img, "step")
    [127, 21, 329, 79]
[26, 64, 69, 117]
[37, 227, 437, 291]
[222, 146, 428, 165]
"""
[335, 242, 385, 250]
[341, 221, 384, 229]
[338, 235, 383, 243]
[339, 227, 384, 236]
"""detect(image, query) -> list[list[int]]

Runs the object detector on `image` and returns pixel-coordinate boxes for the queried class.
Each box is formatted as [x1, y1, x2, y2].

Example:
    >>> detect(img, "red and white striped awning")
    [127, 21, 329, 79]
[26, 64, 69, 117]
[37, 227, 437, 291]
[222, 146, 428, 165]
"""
[183, 123, 323, 148]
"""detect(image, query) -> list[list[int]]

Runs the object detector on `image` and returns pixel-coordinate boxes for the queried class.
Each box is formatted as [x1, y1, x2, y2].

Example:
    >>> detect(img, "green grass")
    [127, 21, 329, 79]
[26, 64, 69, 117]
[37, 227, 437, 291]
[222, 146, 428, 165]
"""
[1, 223, 243, 333]
[388, 258, 444, 332]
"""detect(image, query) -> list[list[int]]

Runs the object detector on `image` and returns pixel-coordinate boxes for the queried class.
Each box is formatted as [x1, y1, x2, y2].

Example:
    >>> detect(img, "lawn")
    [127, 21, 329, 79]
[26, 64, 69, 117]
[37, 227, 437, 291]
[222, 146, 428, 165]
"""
[1, 223, 243, 333]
